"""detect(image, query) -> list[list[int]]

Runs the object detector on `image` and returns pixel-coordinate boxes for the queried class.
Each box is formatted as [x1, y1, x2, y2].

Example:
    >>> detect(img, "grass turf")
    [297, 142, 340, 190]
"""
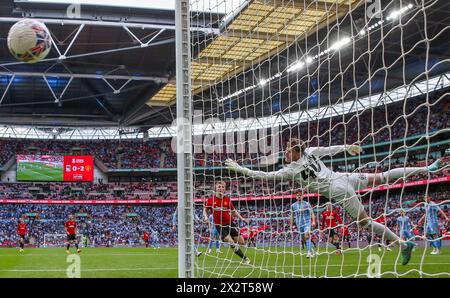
[0, 246, 448, 278]
[17, 162, 63, 181]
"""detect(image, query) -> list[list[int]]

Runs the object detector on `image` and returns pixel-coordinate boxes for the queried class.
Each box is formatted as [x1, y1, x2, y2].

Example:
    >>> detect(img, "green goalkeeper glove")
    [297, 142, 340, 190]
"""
[225, 159, 250, 175]
[346, 144, 362, 156]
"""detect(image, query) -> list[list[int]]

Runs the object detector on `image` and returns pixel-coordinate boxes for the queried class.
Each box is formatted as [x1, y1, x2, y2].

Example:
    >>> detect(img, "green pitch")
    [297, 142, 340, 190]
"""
[17, 162, 63, 181]
[0, 246, 449, 278]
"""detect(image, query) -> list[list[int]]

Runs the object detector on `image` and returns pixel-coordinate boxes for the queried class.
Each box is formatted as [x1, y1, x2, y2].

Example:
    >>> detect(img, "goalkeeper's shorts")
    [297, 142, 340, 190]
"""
[330, 173, 369, 220]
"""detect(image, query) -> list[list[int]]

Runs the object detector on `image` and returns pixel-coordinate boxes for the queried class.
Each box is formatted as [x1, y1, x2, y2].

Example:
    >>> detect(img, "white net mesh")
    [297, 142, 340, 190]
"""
[185, 0, 450, 277]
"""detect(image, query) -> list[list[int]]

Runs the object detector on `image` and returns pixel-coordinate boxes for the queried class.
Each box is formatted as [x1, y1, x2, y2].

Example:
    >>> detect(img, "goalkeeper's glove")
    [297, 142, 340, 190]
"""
[225, 159, 250, 175]
[346, 144, 362, 156]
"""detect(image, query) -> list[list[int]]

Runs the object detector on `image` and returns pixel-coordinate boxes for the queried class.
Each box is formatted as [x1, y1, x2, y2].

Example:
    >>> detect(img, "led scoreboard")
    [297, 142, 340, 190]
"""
[63, 156, 94, 182]
[17, 155, 94, 182]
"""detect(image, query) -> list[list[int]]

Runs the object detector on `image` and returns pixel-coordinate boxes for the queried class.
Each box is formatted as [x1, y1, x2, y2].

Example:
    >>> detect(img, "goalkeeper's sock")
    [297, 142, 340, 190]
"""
[208, 241, 213, 249]
[368, 221, 402, 246]
[380, 167, 428, 183]
[66, 244, 70, 250]
[75, 243, 79, 250]
[215, 240, 220, 249]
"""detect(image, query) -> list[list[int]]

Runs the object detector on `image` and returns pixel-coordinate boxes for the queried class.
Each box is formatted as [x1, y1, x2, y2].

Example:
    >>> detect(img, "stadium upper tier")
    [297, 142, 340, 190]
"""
[0, 95, 448, 171]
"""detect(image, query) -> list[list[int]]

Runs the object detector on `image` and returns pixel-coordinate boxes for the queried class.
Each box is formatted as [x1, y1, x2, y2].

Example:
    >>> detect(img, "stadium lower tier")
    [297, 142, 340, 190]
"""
[1, 169, 449, 202]
[1, 187, 448, 248]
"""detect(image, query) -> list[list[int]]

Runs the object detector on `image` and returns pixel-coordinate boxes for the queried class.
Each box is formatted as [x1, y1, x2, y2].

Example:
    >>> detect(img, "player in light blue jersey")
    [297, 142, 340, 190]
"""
[207, 214, 221, 254]
[396, 210, 414, 241]
[290, 192, 316, 258]
[418, 196, 449, 255]
[150, 228, 161, 250]
[172, 208, 203, 257]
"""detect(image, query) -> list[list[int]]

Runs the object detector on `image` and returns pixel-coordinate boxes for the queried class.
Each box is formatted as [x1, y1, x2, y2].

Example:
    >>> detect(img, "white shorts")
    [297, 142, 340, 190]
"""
[343, 172, 369, 191]
[329, 172, 369, 220]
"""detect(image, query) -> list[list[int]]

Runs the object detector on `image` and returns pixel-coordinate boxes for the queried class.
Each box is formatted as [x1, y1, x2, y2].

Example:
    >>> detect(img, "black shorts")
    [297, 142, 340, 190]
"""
[215, 223, 239, 241]
[327, 228, 338, 238]
[67, 234, 76, 241]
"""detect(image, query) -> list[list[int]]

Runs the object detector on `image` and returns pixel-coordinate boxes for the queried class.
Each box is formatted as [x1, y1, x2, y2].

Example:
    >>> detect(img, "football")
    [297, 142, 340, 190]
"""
[7, 19, 51, 63]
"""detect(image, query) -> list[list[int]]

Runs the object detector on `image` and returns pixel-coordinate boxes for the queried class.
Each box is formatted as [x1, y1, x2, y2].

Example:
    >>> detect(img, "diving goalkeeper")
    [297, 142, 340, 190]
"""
[225, 139, 444, 265]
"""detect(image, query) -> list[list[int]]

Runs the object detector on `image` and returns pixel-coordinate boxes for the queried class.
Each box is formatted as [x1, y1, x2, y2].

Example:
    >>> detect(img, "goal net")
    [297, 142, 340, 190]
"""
[181, 0, 450, 277]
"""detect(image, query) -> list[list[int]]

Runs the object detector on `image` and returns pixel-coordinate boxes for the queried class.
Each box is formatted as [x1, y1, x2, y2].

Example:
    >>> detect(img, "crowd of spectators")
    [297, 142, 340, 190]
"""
[1, 153, 448, 203]
[0, 205, 177, 247]
[0, 188, 448, 248]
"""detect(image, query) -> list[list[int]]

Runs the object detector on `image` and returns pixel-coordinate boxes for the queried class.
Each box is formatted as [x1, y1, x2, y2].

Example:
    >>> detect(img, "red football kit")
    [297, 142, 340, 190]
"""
[17, 223, 27, 236]
[375, 216, 386, 225]
[342, 226, 350, 237]
[65, 220, 77, 235]
[205, 196, 235, 226]
[321, 210, 342, 229]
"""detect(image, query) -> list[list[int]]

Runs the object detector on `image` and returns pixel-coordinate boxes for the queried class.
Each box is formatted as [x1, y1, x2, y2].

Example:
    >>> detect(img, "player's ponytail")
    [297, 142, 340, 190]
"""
[289, 138, 306, 154]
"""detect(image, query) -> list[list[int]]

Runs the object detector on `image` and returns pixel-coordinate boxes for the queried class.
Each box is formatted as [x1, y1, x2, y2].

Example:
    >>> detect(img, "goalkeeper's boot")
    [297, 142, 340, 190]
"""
[401, 241, 416, 265]
[195, 251, 203, 257]
[77, 249, 82, 254]
[243, 257, 251, 265]
[66, 250, 71, 255]
[206, 249, 212, 254]
[427, 159, 443, 173]
[216, 249, 222, 254]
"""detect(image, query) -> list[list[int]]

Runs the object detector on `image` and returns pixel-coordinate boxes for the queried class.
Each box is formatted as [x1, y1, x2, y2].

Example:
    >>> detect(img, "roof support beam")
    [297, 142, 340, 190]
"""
[0, 17, 219, 34]
[0, 71, 167, 83]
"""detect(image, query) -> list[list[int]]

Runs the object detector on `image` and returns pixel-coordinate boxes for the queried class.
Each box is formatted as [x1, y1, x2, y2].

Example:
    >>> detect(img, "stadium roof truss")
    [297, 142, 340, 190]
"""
[147, 0, 362, 106]
[0, 17, 221, 104]
[2, 71, 448, 140]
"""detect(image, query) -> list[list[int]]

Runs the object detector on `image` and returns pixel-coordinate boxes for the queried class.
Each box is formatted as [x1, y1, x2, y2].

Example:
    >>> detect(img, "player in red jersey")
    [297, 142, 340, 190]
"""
[374, 214, 392, 251]
[17, 218, 28, 253]
[203, 181, 251, 264]
[341, 224, 351, 248]
[143, 231, 150, 248]
[248, 227, 258, 247]
[65, 214, 81, 254]
[321, 203, 343, 254]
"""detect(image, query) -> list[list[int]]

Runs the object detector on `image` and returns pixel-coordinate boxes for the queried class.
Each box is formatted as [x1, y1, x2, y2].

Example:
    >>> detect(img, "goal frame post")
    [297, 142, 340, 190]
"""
[175, 0, 195, 278]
